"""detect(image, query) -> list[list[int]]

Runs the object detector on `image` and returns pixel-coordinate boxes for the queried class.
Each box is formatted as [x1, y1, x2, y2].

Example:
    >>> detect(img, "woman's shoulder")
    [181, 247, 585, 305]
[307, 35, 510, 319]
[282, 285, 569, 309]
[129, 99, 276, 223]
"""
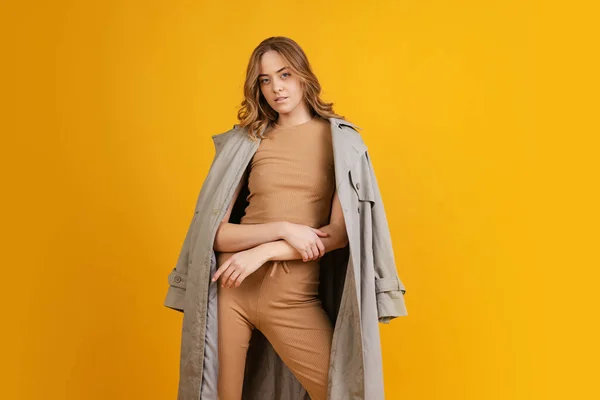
[210, 124, 251, 154]
[330, 118, 367, 151]
[330, 117, 362, 132]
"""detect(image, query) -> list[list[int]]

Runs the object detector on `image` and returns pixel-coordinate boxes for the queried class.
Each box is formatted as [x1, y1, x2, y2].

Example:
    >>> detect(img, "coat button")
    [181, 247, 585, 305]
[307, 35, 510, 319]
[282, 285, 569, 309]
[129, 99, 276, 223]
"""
[356, 182, 360, 190]
[174, 276, 182, 283]
[212, 209, 219, 215]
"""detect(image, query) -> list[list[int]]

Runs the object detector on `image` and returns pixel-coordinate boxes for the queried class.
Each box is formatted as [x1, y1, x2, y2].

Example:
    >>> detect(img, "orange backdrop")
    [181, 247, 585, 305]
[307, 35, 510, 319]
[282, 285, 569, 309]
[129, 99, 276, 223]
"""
[2, 0, 596, 399]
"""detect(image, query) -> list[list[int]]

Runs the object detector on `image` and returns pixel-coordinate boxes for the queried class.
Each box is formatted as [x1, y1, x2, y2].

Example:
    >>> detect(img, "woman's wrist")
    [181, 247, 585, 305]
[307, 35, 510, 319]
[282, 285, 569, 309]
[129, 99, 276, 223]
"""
[254, 241, 277, 262]
[276, 221, 290, 240]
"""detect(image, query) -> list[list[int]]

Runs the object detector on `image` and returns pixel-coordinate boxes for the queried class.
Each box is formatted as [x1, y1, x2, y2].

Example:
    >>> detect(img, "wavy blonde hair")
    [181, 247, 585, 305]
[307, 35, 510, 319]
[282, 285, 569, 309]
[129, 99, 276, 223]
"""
[237, 36, 348, 140]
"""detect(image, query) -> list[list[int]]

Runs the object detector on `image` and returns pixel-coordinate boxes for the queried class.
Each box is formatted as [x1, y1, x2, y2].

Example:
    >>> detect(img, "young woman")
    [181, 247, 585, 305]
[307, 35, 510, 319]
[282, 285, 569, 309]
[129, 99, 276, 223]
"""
[210, 36, 351, 400]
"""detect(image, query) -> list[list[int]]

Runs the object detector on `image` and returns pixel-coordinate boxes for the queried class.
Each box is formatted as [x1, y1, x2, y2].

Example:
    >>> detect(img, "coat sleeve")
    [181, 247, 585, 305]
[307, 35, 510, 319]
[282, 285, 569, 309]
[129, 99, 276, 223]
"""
[163, 210, 197, 312]
[163, 131, 231, 312]
[366, 150, 408, 323]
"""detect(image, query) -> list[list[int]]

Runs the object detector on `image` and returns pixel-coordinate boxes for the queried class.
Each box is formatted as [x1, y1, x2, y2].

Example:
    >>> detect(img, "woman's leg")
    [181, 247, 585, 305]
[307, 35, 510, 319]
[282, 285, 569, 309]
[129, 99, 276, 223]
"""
[257, 261, 334, 400]
[217, 280, 255, 400]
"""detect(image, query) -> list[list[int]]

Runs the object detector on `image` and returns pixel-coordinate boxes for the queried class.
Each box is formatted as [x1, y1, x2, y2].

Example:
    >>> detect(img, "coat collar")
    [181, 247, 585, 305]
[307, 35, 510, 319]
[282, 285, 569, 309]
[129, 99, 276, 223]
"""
[328, 117, 367, 178]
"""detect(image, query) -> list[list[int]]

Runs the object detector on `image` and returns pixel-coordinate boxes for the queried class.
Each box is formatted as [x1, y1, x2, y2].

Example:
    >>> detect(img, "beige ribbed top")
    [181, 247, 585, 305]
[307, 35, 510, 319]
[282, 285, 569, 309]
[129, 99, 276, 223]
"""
[240, 115, 335, 229]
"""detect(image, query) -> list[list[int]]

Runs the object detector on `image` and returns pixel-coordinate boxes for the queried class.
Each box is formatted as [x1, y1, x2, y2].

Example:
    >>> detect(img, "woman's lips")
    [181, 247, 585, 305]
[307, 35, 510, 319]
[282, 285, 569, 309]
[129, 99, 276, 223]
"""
[275, 97, 288, 103]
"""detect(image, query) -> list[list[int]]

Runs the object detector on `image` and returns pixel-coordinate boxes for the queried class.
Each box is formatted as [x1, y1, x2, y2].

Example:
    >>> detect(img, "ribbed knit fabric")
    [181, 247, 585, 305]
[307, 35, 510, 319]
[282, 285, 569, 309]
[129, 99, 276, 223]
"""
[240, 115, 335, 228]
[216, 115, 336, 400]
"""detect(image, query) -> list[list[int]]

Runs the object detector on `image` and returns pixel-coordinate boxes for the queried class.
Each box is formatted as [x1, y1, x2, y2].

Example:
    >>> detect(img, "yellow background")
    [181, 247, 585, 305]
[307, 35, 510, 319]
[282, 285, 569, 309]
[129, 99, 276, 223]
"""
[2, 1, 597, 399]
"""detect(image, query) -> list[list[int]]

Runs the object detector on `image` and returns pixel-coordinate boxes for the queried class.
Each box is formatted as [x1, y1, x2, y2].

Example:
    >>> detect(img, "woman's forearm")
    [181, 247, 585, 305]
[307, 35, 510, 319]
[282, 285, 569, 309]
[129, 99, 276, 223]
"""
[258, 222, 348, 262]
[213, 221, 288, 252]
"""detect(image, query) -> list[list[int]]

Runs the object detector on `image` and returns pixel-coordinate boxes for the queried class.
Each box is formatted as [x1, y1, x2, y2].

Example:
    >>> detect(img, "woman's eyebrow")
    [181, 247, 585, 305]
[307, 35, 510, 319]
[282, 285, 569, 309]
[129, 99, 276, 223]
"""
[258, 67, 288, 78]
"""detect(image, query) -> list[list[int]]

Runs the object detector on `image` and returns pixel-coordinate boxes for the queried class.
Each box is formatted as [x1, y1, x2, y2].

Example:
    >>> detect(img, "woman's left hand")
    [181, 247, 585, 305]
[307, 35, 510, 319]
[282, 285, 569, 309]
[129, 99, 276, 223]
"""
[212, 246, 268, 288]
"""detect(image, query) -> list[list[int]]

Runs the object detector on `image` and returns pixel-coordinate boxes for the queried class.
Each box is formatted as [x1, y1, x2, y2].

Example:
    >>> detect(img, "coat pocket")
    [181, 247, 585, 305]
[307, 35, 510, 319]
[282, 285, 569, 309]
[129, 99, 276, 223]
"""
[349, 158, 376, 204]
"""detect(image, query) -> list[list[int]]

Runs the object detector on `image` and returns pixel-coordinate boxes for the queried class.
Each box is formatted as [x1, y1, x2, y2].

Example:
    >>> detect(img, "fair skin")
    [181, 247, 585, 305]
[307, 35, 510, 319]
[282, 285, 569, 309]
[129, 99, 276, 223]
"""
[212, 50, 348, 288]
[257, 49, 313, 127]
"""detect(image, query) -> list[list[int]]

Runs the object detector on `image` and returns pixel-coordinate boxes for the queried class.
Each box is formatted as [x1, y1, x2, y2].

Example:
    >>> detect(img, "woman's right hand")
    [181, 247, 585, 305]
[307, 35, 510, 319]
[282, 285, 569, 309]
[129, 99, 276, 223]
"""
[281, 222, 329, 261]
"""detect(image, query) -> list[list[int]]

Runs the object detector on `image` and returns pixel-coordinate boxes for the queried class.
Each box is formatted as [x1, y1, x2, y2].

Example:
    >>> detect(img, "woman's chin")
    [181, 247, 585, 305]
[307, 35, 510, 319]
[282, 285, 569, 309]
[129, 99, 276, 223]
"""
[273, 105, 290, 114]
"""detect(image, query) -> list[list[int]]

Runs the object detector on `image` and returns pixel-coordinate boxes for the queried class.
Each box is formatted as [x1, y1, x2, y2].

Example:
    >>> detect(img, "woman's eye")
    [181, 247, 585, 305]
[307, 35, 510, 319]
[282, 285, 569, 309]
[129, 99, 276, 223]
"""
[282, 72, 290, 78]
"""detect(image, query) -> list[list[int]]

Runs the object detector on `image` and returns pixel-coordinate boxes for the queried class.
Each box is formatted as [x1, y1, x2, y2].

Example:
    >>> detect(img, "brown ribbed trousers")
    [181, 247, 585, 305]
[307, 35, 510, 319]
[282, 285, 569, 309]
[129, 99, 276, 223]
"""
[217, 258, 333, 400]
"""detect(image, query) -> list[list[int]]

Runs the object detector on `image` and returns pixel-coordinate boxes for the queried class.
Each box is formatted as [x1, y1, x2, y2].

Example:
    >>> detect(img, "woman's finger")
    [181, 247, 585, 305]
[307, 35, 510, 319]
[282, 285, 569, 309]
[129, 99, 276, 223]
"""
[303, 246, 310, 260]
[301, 250, 308, 262]
[220, 265, 236, 287]
[312, 228, 329, 237]
[316, 238, 325, 257]
[305, 245, 314, 260]
[226, 270, 241, 288]
[311, 243, 319, 260]
[234, 271, 247, 287]
[308, 244, 316, 260]
[212, 258, 231, 282]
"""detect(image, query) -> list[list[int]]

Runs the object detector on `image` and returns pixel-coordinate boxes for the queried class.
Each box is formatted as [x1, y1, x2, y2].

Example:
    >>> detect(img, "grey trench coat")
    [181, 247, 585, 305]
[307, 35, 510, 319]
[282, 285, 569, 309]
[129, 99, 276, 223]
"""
[164, 117, 408, 400]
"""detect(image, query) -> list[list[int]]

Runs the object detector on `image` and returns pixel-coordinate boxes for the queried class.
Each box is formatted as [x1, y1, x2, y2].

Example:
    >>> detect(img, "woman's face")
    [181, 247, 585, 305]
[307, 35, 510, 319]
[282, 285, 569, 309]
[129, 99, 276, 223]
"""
[258, 50, 305, 116]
